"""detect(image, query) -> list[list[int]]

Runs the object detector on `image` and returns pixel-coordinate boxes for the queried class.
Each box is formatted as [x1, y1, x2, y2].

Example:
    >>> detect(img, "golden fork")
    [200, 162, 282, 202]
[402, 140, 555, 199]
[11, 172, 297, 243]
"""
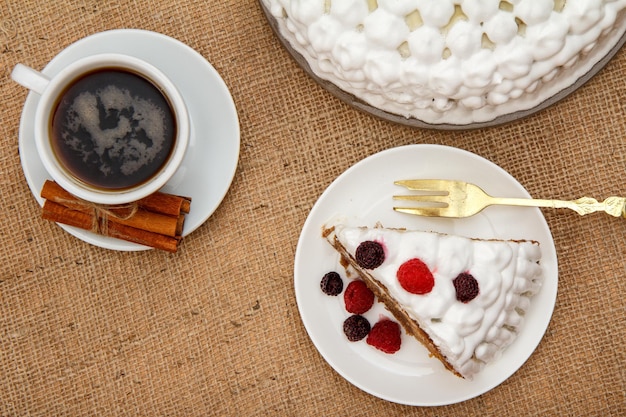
[393, 179, 626, 218]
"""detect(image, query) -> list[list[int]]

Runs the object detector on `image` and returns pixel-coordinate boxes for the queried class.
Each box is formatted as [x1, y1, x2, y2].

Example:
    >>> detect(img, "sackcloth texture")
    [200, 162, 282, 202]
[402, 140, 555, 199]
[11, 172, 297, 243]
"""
[1, 1, 625, 416]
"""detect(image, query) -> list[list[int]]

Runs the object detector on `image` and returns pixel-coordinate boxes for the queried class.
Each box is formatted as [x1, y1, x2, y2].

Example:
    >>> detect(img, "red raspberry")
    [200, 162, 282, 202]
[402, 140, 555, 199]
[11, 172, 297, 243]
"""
[396, 258, 434, 295]
[366, 319, 401, 354]
[343, 280, 375, 314]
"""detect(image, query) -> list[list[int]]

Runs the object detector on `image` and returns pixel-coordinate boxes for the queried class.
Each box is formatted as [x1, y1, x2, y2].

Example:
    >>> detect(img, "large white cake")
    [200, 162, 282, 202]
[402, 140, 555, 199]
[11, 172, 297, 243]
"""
[262, 0, 626, 126]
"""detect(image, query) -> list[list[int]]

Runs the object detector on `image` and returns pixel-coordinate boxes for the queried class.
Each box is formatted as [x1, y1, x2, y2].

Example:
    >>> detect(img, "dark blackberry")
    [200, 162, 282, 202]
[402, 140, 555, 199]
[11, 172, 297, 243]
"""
[453, 272, 480, 303]
[343, 315, 371, 341]
[320, 271, 343, 296]
[355, 240, 385, 269]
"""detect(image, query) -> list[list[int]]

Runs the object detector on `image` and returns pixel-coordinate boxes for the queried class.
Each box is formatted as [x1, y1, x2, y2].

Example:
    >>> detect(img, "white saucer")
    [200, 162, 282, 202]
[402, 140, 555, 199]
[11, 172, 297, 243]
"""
[294, 144, 558, 406]
[18, 29, 240, 251]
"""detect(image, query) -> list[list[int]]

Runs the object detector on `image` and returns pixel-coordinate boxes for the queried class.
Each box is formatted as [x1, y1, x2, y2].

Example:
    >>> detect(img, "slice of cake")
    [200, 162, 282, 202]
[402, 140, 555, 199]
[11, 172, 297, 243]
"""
[262, 0, 626, 125]
[324, 223, 543, 379]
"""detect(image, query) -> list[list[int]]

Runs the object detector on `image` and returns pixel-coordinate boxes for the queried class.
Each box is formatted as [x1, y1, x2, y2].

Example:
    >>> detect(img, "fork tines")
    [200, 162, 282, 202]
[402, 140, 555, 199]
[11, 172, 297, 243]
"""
[393, 179, 452, 215]
[394, 179, 453, 191]
[393, 180, 449, 205]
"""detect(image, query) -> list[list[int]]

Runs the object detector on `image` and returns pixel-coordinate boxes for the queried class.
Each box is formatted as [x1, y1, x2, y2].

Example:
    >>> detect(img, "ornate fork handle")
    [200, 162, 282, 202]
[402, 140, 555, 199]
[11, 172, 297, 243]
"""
[569, 196, 626, 217]
[394, 179, 626, 219]
[488, 196, 626, 218]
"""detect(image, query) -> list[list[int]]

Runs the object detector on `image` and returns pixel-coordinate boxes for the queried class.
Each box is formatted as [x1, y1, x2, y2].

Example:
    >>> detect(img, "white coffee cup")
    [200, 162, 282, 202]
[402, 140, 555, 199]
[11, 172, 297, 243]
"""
[12, 53, 189, 205]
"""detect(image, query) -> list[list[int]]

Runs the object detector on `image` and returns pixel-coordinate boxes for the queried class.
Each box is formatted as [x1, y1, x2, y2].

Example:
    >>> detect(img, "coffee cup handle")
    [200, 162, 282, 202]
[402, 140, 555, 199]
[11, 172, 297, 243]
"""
[11, 64, 51, 95]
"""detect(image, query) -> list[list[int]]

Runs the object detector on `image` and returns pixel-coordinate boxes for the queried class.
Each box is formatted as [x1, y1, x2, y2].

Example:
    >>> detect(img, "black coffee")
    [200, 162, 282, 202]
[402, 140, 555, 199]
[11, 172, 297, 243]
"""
[50, 68, 176, 190]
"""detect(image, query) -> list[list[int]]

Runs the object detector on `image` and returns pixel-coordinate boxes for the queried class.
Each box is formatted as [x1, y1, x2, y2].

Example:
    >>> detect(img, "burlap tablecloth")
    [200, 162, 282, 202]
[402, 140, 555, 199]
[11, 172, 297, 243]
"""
[1, 1, 625, 416]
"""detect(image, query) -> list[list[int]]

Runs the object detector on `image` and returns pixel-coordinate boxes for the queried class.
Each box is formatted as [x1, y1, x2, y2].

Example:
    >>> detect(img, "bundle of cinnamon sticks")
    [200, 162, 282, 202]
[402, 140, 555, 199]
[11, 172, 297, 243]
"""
[40, 180, 191, 253]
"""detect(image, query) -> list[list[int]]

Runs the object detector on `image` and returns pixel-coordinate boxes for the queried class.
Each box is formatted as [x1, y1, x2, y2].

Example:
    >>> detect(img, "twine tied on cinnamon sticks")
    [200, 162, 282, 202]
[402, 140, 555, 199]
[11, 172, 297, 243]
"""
[40, 180, 191, 252]
[60, 199, 139, 235]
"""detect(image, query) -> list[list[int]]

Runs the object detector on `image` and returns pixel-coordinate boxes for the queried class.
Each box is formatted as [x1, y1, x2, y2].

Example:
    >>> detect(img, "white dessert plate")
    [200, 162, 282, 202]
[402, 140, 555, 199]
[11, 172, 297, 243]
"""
[294, 144, 558, 406]
[18, 29, 240, 251]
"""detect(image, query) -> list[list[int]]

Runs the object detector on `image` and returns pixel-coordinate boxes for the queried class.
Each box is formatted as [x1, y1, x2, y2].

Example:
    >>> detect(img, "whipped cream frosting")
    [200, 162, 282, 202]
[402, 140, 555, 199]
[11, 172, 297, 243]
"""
[334, 226, 543, 379]
[262, 0, 626, 125]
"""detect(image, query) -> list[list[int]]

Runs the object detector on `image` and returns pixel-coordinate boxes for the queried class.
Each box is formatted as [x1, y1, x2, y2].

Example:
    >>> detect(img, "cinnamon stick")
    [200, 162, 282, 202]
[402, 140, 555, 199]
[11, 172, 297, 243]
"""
[42, 200, 180, 253]
[175, 213, 185, 236]
[41, 180, 183, 237]
[138, 190, 191, 215]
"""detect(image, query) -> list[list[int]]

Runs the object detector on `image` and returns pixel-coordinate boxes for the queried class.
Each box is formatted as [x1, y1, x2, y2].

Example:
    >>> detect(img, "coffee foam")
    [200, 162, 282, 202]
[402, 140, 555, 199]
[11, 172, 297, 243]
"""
[61, 84, 169, 178]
